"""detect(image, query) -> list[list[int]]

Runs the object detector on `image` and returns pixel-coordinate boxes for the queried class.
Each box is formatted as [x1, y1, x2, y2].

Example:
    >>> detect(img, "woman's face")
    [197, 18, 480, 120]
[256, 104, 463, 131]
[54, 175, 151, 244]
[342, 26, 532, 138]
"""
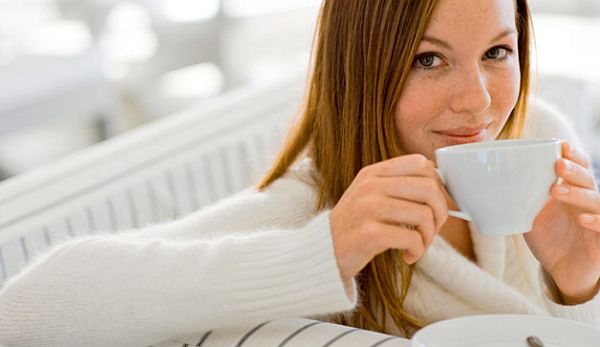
[395, 0, 520, 160]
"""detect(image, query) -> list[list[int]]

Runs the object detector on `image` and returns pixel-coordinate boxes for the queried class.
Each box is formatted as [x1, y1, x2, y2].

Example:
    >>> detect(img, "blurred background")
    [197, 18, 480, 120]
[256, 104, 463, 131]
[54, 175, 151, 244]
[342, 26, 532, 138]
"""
[0, 0, 598, 181]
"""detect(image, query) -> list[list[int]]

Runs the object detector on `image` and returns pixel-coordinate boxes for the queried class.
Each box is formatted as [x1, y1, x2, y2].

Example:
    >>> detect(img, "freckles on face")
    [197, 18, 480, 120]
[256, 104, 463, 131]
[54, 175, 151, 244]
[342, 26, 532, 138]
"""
[395, 74, 449, 159]
[394, 0, 521, 160]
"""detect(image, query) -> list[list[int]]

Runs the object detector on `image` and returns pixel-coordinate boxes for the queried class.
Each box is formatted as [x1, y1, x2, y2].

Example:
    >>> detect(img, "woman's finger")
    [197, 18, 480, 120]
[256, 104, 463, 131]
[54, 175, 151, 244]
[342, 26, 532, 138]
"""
[579, 213, 600, 233]
[366, 154, 439, 181]
[369, 196, 437, 247]
[556, 158, 598, 191]
[552, 184, 600, 214]
[562, 141, 590, 169]
[373, 222, 426, 264]
[373, 176, 448, 231]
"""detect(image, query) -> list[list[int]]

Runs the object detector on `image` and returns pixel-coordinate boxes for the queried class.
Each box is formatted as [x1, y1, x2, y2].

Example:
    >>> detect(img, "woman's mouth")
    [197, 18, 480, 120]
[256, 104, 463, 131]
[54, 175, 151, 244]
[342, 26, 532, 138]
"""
[432, 124, 490, 145]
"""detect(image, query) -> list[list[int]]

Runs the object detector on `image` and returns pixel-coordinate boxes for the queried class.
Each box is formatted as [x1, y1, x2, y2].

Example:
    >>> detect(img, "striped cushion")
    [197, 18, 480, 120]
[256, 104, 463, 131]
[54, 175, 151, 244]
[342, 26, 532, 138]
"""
[150, 318, 410, 347]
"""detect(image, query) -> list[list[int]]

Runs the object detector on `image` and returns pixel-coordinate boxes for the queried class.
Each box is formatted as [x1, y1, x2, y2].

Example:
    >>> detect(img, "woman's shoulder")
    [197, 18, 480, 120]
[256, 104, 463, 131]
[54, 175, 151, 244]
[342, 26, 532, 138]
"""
[282, 156, 320, 189]
[249, 157, 320, 213]
[523, 97, 584, 150]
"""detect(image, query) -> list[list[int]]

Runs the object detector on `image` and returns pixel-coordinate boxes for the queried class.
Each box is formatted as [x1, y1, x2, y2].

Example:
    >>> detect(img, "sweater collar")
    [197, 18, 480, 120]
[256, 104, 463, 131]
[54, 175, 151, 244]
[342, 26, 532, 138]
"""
[469, 222, 507, 279]
[414, 228, 543, 316]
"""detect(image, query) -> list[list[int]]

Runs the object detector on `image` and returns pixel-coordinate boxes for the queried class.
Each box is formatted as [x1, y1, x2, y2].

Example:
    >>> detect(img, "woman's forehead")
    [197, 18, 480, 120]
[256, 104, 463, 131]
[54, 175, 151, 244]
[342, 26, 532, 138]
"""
[424, 0, 517, 39]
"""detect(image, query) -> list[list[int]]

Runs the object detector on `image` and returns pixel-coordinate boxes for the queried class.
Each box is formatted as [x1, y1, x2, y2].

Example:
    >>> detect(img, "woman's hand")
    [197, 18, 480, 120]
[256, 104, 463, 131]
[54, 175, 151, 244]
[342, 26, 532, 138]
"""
[329, 154, 449, 287]
[525, 141, 600, 304]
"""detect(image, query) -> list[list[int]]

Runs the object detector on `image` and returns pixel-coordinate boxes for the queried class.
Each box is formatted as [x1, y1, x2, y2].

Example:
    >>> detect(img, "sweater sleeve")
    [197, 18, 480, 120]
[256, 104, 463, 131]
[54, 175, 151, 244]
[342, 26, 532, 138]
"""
[0, 176, 356, 346]
[538, 269, 600, 327]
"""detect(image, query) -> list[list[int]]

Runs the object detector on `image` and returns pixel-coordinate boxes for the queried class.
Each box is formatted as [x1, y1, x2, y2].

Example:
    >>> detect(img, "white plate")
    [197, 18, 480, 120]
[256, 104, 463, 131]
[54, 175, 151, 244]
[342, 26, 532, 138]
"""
[411, 314, 600, 347]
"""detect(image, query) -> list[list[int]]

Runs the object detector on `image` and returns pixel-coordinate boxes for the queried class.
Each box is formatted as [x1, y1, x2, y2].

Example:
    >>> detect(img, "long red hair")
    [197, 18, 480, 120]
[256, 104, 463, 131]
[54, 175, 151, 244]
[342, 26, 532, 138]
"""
[258, 0, 533, 336]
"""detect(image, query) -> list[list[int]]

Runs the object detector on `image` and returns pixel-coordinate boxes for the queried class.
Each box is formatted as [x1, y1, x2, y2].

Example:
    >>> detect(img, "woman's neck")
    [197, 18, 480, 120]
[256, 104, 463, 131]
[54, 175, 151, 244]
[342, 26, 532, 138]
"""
[439, 196, 477, 262]
[439, 217, 477, 262]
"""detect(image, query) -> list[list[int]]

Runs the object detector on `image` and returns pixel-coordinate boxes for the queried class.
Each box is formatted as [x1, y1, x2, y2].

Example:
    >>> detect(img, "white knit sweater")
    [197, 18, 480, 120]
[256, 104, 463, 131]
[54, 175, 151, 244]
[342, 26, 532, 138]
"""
[0, 99, 599, 346]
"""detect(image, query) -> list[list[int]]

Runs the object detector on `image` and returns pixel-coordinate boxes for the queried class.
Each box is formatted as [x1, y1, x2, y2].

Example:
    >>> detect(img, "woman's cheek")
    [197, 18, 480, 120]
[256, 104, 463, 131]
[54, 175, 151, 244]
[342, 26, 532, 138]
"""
[498, 64, 521, 109]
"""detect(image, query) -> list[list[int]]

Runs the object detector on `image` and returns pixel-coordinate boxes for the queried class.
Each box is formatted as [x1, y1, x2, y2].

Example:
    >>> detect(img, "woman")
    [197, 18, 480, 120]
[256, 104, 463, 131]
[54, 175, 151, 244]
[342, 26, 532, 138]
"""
[1, 0, 599, 345]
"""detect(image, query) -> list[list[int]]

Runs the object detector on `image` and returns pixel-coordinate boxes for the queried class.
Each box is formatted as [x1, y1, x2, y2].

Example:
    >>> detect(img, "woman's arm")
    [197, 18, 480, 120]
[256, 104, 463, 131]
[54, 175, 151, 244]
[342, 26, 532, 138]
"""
[0, 176, 356, 346]
[540, 268, 600, 326]
[524, 98, 600, 325]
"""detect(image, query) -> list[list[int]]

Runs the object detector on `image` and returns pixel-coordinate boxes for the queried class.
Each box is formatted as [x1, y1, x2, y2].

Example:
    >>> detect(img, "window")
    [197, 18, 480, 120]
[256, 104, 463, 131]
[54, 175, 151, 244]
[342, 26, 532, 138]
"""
[222, 0, 321, 18]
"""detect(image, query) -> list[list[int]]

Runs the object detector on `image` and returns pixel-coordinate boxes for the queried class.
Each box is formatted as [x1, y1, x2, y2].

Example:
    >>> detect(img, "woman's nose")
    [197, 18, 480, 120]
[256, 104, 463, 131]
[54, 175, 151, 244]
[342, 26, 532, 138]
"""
[448, 66, 491, 115]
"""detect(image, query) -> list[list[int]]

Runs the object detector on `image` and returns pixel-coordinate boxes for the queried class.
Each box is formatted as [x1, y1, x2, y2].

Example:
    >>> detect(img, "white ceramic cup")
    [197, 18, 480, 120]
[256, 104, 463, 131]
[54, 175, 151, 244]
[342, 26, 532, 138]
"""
[434, 138, 561, 236]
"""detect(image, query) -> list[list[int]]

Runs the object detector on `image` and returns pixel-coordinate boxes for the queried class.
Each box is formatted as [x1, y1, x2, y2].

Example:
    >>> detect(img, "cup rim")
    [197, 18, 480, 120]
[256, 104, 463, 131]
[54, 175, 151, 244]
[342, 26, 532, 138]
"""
[435, 138, 560, 155]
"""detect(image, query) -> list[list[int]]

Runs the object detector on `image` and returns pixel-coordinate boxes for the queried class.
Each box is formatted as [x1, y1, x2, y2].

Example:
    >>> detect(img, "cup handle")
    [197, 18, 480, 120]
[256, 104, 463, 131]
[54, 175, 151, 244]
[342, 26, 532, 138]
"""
[435, 168, 474, 222]
[447, 210, 473, 221]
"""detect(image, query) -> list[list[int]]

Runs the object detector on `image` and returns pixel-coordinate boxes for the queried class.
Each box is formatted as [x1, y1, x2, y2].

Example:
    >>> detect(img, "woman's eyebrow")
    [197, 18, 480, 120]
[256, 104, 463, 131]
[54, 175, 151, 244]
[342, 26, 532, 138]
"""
[421, 35, 452, 49]
[421, 28, 518, 49]
[488, 28, 517, 43]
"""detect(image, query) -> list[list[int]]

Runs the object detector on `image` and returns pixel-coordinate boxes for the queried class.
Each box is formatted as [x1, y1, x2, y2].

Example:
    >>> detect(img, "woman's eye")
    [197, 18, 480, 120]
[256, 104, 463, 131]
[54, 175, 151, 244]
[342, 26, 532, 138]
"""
[484, 46, 512, 60]
[413, 54, 442, 69]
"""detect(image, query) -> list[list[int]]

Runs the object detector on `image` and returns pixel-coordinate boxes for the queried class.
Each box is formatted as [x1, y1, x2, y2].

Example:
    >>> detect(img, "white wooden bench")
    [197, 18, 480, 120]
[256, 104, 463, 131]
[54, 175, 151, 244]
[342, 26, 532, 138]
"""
[0, 75, 304, 285]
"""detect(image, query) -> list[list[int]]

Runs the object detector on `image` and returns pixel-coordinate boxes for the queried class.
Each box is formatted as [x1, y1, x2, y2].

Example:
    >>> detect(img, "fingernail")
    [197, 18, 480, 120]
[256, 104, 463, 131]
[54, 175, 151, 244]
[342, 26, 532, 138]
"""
[556, 185, 570, 194]
[563, 160, 572, 171]
[569, 142, 576, 155]
[582, 214, 597, 224]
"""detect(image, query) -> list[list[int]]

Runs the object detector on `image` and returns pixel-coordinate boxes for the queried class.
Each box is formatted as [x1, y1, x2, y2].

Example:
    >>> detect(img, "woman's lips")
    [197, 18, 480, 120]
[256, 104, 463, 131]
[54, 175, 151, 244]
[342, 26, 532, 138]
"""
[432, 125, 489, 145]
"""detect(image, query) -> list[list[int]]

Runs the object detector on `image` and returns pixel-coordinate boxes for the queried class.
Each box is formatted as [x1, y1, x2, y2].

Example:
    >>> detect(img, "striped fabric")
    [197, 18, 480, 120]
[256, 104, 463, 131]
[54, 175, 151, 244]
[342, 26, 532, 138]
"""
[149, 318, 410, 347]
